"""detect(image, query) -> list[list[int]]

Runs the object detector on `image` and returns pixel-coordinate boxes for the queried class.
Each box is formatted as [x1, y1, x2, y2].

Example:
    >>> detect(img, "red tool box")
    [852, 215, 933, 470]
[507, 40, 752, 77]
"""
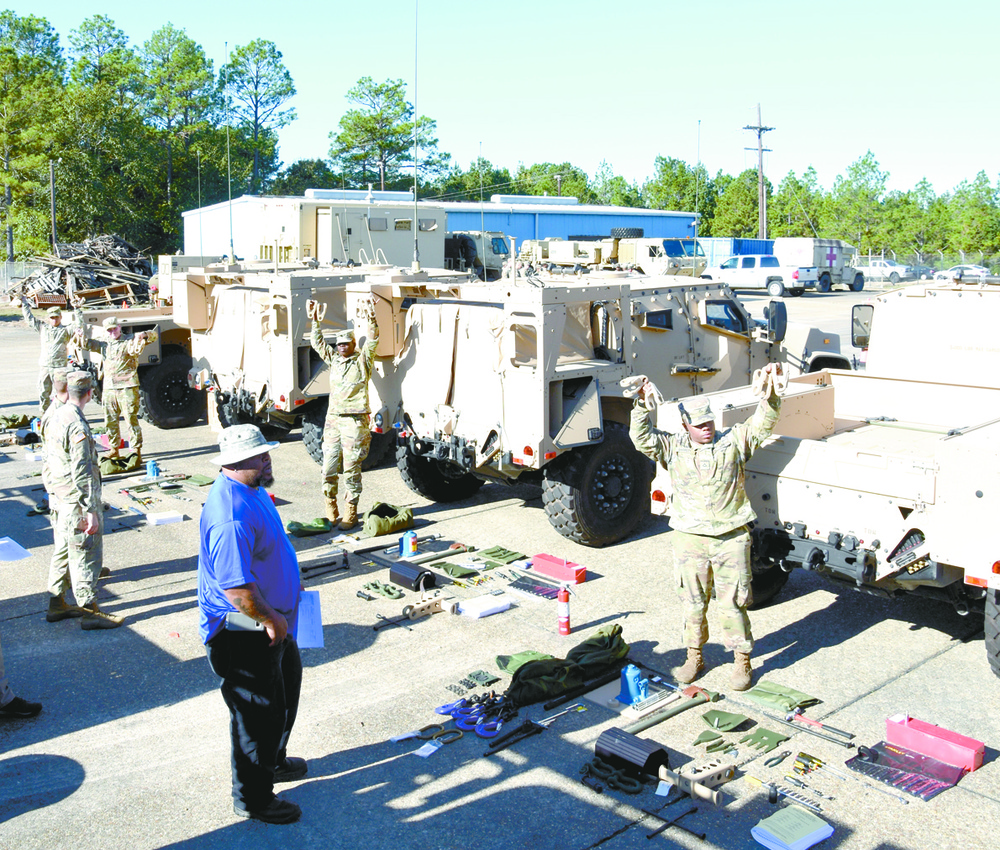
[886, 714, 984, 773]
[531, 553, 586, 584]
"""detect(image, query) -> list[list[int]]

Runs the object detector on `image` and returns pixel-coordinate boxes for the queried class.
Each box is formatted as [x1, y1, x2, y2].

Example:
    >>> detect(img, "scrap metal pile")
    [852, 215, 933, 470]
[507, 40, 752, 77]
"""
[8, 235, 154, 308]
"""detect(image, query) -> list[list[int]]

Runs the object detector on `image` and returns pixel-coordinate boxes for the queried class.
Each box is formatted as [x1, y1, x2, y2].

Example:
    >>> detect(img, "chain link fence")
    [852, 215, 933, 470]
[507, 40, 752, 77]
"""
[0, 261, 45, 292]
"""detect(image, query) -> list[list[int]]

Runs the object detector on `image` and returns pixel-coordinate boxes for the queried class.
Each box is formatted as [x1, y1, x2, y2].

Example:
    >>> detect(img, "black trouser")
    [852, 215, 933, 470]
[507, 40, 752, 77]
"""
[206, 629, 302, 809]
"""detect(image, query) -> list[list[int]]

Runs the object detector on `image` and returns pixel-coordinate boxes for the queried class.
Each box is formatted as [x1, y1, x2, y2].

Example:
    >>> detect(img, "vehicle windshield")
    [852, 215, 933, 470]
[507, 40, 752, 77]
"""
[661, 239, 705, 258]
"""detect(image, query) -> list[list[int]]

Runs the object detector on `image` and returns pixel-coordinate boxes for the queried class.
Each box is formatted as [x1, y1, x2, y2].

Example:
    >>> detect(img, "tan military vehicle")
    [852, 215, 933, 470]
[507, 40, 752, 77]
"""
[519, 235, 708, 277]
[390, 268, 850, 546]
[177, 262, 478, 468]
[648, 277, 1000, 677]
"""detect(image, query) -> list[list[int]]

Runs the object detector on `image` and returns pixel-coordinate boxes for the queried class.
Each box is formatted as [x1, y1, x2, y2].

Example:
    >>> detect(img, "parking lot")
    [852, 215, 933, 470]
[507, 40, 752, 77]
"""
[1, 294, 997, 850]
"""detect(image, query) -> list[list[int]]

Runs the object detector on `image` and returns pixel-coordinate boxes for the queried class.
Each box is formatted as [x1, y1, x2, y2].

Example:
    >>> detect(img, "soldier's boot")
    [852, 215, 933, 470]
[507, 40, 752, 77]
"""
[324, 497, 339, 525]
[674, 648, 704, 684]
[46, 593, 87, 623]
[80, 602, 125, 631]
[730, 651, 753, 692]
[339, 503, 358, 530]
[99, 566, 112, 580]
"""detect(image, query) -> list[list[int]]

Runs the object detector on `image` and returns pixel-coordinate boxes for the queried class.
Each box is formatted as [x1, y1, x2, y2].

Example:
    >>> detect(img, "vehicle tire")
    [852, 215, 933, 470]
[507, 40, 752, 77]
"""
[889, 272, 900, 284]
[396, 443, 484, 502]
[767, 280, 785, 298]
[792, 288, 805, 297]
[302, 404, 396, 471]
[215, 391, 286, 441]
[817, 273, 832, 293]
[850, 275, 865, 292]
[610, 227, 643, 239]
[748, 557, 791, 609]
[986, 589, 1000, 680]
[138, 351, 206, 428]
[541, 422, 653, 548]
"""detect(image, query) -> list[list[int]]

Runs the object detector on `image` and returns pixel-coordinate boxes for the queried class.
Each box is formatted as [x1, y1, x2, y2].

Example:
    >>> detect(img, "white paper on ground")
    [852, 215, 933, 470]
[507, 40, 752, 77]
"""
[0, 537, 31, 561]
[295, 589, 324, 648]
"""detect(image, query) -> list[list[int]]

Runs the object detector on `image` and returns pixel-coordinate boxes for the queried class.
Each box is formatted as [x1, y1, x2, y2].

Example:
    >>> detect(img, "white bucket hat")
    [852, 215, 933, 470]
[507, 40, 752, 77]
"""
[211, 424, 279, 466]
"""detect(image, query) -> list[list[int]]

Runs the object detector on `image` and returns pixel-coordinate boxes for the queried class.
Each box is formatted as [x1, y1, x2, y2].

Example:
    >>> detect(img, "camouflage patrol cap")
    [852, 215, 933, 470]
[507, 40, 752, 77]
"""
[67, 370, 93, 393]
[46, 306, 62, 317]
[103, 317, 121, 329]
[334, 328, 355, 345]
[680, 397, 714, 426]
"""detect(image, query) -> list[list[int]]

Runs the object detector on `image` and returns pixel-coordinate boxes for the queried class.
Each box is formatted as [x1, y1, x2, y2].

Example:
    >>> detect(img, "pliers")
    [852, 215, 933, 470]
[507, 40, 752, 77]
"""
[764, 750, 792, 768]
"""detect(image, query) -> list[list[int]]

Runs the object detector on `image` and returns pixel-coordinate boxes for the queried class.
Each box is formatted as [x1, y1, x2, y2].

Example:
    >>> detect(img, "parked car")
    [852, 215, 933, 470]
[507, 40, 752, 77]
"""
[910, 264, 937, 280]
[934, 264, 990, 281]
[852, 258, 913, 284]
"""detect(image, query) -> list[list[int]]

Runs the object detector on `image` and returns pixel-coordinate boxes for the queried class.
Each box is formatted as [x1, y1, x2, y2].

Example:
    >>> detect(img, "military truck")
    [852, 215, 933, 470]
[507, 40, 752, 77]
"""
[444, 231, 509, 280]
[648, 277, 1000, 677]
[391, 270, 851, 547]
[519, 236, 708, 277]
[772, 237, 864, 293]
[178, 262, 478, 468]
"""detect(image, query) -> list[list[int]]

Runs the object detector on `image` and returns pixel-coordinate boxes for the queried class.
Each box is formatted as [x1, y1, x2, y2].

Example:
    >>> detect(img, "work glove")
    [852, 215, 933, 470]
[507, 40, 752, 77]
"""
[744, 680, 820, 712]
[701, 709, 749, 732]
[737, 728, 789, 754]
[285, 518, 334, 537]
[619, 375, 665, 410]
[693, 730, 723, 746]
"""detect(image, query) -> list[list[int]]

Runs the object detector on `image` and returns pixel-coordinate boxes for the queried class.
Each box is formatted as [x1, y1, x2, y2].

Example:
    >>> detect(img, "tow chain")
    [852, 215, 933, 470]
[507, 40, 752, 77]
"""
[580, 757, 643, 794]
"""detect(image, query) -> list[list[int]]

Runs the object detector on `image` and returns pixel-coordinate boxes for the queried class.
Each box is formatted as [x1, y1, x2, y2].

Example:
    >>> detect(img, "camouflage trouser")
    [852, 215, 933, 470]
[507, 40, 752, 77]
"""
[671, 527, 754, 654]
[322, 414, 371, 506]
[49, 503, 104, 607]
[37, 368, 56, 416]
[0, 633, 13, 706]
[104, 387, 142, 451]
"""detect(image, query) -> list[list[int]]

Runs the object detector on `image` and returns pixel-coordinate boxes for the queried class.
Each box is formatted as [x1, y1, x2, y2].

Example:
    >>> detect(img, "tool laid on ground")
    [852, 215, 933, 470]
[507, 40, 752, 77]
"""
[580, 757, 643, 794]
[794, 751, 909, 804]
[401, 591, 459, 620]
[744, 775, 824, 813]
[544, 666, 628, 711]
[355, 534, 442, 557]
[786, 708, 855, 740]
[763, 750, 792, 768]
[783, 773, 834, 800]
[483, 703, 586, 756]
[373, 613, 412, 632]
[357, 590, 374, 601]
[621, 684, 722, 735]
[755, 709, 856, 748]
[641, 806, 704, 841]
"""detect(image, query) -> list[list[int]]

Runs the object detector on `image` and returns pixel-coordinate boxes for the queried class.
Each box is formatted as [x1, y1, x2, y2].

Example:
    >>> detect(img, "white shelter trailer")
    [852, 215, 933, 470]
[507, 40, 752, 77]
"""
[182, 192, 446, 268]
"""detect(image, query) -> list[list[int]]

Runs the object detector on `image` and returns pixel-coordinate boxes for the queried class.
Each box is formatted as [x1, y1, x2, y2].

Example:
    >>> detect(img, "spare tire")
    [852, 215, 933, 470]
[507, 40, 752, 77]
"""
[138, 352, 206, 428]
[610, 227, 644, 239]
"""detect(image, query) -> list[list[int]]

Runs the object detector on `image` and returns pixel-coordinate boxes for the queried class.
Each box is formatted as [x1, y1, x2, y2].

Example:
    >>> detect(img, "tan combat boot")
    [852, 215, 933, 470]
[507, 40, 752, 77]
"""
[80, 602, 125, 631]
[324, 496, 339, 525]
[674, 648, 704, 684]
[339, 502, 358, 530]
[46, 594, 86, 623]
[731, 651, 753, 692]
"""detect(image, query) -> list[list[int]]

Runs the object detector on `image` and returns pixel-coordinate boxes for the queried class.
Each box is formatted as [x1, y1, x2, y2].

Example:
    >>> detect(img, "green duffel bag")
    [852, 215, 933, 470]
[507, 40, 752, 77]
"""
[362, 502, 414, 538]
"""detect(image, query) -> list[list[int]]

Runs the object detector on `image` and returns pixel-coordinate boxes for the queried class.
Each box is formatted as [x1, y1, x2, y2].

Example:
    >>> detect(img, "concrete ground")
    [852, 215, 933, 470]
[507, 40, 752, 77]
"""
[1, 302, 997, 850]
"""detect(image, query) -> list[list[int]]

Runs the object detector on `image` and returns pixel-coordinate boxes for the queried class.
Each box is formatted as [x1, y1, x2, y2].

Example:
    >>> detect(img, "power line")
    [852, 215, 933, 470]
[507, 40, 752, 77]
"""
[743, 103, 773, 239]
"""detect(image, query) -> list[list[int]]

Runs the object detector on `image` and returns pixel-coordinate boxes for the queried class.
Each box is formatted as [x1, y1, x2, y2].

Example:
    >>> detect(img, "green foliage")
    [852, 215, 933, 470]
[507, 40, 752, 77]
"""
[769, 167, 822, 237]
[821, 151, 887, 248]
[268, 158, 340, 196]
[713, 169, 769, 238]
[591, 161, 643, 208]
[513, 162, 592, 202]
[428, 157, 514, 202]
[218, 39, 295, 194]
[329, 76, 449, 192]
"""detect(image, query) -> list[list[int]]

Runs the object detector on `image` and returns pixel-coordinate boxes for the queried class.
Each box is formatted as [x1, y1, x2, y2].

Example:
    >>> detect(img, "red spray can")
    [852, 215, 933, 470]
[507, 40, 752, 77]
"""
[557, 584, 572, 635]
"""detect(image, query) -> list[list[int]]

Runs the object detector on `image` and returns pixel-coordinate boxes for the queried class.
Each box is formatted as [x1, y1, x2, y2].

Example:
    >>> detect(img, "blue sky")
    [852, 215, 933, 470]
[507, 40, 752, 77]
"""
[27, 0, 1000, 197]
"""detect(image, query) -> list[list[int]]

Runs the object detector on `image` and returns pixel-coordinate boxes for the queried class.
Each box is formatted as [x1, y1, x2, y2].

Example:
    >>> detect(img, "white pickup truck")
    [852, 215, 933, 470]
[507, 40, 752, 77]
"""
[852, 258, 913, 284]
[700, 254, 817, 297]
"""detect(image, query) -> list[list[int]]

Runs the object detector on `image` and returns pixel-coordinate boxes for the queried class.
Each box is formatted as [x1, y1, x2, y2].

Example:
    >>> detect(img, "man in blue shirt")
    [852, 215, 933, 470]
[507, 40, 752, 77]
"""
[198, 424, 305, 825]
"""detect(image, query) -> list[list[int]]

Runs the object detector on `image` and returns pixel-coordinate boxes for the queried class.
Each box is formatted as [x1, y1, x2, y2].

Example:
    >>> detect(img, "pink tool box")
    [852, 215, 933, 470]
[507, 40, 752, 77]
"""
[531, 553, 586, 584]
[886, 714, 984, 773]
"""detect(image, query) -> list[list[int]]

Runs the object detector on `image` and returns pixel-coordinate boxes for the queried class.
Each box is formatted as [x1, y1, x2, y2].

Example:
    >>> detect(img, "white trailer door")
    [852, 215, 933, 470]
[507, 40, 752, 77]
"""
[316, 209, 332, 263]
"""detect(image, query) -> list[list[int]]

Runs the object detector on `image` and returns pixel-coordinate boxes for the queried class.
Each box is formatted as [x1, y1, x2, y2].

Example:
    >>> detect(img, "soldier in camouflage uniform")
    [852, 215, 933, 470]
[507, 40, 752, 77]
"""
[82, 317, 157, 459]
[21, 298, 75, 416]
[45, 371, 123, 629]
[630, 363, 782, 691]
[306, 297, 379, 530]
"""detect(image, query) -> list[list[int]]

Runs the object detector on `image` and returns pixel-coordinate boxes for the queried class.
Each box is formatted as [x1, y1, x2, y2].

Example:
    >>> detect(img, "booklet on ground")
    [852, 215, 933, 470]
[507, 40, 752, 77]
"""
[751, 804, 833, 850]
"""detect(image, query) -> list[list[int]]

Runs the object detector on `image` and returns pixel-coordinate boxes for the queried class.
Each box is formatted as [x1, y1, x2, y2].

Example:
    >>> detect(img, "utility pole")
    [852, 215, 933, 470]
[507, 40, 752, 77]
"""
[49, 159, 58, 250]
[743, 104, 773, 239]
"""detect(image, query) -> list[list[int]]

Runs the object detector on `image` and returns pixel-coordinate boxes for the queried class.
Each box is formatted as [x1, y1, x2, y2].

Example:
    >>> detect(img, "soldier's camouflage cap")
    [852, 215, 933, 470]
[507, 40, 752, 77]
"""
[67, 370, 92, 392]
[680, 397, 714, 426]
[46, 306, 62, 317]
[334, 328, 355, 345]
[103, 317, 121, 328]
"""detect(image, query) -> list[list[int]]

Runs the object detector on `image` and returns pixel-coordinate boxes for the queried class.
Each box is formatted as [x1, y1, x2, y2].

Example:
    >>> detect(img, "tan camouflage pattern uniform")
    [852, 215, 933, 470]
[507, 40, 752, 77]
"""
[310, 317, 378, 506]
[630, 393, 781, 653]
[46, 403, 103, 607]
[22, 301, 73, 415]
[40, 392, 68, 573]
[85, 332, 157, 451]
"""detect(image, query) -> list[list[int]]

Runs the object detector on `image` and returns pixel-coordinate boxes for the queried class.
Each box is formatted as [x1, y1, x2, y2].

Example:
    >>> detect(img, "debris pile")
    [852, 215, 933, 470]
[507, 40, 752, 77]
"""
[7, 235, 154, 308]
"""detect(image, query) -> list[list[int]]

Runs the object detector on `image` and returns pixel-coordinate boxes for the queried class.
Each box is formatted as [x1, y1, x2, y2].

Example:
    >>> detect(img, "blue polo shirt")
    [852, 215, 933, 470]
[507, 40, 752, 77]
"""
[198, 474, 300, 643]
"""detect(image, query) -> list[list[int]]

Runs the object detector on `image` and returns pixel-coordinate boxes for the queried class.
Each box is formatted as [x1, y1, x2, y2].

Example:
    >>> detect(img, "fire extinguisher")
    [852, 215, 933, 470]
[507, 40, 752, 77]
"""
[557, 583, 575, 635]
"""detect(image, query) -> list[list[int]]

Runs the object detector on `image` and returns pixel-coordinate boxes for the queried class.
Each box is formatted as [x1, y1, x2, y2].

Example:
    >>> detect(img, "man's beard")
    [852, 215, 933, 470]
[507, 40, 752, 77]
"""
[253, 469, 274, 488]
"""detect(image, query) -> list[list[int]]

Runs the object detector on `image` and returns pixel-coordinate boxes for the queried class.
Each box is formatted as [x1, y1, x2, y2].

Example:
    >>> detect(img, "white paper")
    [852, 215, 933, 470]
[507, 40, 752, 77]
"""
[655, 780, 673, 796]
[0, 537, 31, 561]
[413, 740, 442, 758]
[295, 589, 324, 648]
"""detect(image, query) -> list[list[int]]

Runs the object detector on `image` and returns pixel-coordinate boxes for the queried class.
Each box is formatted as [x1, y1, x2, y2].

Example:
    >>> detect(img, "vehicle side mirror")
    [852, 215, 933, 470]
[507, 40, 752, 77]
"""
[765, 300, 787, 343]
[852, 303, 873, 348]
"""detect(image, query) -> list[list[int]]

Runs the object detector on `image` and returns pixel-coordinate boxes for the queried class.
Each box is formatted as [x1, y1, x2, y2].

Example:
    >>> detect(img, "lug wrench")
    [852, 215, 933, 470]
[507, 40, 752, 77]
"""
[373, 613, 412, 632]
[641, 806, 705, 840]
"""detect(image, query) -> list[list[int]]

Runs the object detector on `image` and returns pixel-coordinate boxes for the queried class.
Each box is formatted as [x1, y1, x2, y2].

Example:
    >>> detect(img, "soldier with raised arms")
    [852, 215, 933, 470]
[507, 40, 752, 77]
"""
[21, 298, 75, 416]
[305, 297, 379, 530]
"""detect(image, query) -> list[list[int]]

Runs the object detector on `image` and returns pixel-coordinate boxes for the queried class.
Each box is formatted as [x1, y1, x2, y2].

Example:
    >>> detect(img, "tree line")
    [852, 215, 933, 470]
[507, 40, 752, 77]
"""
[3, 11, 998, 269]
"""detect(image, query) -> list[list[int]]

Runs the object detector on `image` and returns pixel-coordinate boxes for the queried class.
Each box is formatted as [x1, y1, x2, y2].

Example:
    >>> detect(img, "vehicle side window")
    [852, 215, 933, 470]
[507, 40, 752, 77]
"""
[704, 300, 748, 334]
[761, 256, 779, 268]
[490, 238, 509, 255]
[741, 257, 755, 269]
[721, 257, 738, 270]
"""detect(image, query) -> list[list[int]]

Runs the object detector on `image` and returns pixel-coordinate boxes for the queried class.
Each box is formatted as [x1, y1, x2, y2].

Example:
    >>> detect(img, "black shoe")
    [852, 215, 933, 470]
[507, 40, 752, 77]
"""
[234, 797, 301, 824]
[0, 696, 43, 719]
[274, 757, 308, 783]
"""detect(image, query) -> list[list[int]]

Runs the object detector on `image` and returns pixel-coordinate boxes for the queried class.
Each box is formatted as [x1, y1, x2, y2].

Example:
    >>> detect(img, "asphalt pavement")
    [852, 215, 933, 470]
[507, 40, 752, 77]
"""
[1, 303, 997, 850]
